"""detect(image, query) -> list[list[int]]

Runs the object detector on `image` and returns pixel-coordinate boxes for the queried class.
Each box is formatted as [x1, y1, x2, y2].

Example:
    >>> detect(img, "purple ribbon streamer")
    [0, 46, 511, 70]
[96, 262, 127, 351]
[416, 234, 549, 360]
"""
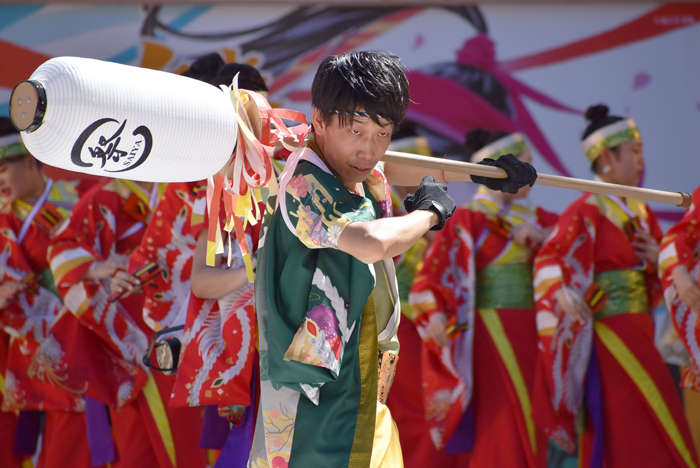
[444, 405, 475, 455]
[14, 411, 42, 455]
[200, 405, 231, 450]
[214, 354, 258, 468]
[85, 396, 116, 467]
[584, 346, 604, 468]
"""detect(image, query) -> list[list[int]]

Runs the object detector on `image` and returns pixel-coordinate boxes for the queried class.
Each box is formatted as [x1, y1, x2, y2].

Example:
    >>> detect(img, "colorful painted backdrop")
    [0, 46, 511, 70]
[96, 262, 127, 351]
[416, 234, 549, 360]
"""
[1, 3, 699, 223]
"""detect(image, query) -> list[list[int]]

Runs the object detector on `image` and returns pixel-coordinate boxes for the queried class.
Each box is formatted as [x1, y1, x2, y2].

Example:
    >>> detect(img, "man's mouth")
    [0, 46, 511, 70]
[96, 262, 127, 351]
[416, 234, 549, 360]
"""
[0, 188, 10, 198]
[350, 165, 371, 175]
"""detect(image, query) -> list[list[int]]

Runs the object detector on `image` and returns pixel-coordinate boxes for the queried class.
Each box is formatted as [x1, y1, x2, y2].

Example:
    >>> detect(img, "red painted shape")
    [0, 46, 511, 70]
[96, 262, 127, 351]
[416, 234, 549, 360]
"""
[502, 4, 700, 72]
[0, 39, 51, 89]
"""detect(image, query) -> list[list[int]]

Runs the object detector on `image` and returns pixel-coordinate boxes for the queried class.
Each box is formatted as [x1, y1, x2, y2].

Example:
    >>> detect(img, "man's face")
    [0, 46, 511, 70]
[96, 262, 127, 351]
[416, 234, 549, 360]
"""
[312, 108, 393, 187]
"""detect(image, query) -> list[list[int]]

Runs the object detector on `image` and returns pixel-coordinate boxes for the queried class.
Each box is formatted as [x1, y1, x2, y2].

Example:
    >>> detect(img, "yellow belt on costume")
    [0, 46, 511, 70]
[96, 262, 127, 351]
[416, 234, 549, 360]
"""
[476, 264, 534, 309]
[594, 269, 648, 320]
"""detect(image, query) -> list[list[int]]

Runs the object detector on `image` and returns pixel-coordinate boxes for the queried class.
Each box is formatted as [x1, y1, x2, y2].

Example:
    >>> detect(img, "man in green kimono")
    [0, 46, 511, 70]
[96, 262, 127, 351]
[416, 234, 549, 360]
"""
[249, 51, 537, 468]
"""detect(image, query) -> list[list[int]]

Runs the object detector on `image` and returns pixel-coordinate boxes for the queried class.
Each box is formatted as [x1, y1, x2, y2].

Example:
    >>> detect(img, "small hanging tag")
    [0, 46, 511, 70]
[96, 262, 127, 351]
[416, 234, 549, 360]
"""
[243, 252, 254, 283]
[206, 175, 224, 266]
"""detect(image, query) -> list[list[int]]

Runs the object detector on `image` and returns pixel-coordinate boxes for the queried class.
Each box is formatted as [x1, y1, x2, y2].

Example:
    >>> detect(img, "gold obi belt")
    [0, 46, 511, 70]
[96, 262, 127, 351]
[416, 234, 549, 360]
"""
[594, 269, 648, 320]
[475, 263, 535, 309]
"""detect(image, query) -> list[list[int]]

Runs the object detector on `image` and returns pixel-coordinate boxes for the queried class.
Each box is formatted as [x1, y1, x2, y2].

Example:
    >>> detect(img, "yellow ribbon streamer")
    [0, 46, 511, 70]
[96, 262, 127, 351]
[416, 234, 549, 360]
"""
[479, 308, 537, 455]
[595, 322, 697, 468]
[143, 374, 177, 467]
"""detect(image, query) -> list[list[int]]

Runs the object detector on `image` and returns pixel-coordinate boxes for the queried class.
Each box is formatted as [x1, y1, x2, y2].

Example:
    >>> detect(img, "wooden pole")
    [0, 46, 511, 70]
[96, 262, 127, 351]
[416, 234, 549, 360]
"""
[382, 150, 692, 208]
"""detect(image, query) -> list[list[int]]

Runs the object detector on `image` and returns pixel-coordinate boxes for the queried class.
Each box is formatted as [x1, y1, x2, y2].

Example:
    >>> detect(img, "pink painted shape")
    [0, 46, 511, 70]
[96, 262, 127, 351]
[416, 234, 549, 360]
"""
[413, 34, 425, 49]
[633, 72, 651, 90]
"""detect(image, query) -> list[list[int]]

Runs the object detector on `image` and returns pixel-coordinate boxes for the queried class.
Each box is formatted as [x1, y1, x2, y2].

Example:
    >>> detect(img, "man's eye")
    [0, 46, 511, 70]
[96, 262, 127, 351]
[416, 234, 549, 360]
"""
[351, 129, 360, 135]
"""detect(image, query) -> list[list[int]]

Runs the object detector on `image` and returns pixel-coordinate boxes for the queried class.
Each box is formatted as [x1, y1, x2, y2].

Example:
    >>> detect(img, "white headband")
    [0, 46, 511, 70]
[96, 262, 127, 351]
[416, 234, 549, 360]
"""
[581, 118, 640, 162]
[471, 132, 527, 162]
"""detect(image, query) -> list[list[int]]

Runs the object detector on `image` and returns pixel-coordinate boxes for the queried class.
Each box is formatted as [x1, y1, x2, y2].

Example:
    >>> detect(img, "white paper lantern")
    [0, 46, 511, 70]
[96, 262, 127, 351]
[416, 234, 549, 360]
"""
[10, 56, 237, 182]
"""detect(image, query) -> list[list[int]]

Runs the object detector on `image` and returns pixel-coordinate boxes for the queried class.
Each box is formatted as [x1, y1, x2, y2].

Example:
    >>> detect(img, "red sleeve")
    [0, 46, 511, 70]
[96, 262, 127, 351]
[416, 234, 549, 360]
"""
[658, 186, 700, 288]
[409, 208, 475, 327]
[536, 206, 559, 229]
[534, 196, 598, 310]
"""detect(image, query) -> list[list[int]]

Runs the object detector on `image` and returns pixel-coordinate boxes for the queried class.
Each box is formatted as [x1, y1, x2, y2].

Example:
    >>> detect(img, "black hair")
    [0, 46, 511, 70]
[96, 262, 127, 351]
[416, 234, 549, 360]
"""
[311, 51, 409, 128]
[582, 104, 624, 173]
[391, 120, 419, 141]
[213, 63, 268, 92]
[0, 116, 18, 137]
[0, 117, 34, 165]
[180, 52, 224, 84]
[463, 128, 510, 163]
[0, 121, 27, 163]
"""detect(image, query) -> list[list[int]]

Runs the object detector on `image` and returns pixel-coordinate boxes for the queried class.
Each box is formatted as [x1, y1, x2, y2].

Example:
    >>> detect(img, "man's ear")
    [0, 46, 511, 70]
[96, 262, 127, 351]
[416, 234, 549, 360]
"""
[311, 108, 326, 136]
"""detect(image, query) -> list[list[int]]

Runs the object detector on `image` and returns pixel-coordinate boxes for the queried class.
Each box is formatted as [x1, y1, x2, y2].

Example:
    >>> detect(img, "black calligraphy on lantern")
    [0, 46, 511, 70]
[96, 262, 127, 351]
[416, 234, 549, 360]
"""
[72, 117, 153, 173]
[88, 120, 128, 168]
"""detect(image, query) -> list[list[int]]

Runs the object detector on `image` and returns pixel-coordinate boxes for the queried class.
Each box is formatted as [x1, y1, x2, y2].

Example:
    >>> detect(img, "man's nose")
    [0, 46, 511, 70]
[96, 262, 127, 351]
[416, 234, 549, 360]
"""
[357, 139, 377, 160]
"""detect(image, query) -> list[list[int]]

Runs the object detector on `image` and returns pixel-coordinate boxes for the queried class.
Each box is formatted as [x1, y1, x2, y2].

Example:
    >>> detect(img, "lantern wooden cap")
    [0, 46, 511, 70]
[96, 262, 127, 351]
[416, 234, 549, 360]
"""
[10, 81, 46, 133]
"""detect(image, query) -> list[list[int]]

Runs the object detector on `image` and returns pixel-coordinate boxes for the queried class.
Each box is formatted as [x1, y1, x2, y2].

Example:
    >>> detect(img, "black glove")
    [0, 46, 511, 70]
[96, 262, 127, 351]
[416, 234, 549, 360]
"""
[470, 154, 537, 194]
[404, 175, 456, 231]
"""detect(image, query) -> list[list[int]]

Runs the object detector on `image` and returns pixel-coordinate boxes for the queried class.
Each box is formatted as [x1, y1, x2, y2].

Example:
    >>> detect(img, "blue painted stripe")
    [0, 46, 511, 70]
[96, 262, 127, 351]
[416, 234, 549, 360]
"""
[0, 102, 9, 118]
[0, 6, 141, 48]
[107, 46, 139, 65]
[0, 5, 44, 32]
[167, 6, 211, 30]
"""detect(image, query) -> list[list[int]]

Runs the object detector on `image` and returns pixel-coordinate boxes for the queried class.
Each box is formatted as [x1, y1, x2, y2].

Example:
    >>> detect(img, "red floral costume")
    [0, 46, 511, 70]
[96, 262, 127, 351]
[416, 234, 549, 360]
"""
[0, 178, 95, 467]
[48, 179, 206, 468]
[410, 188, 556, 468]
[659, 186, 700, 391]
[533, 192, 698, 468]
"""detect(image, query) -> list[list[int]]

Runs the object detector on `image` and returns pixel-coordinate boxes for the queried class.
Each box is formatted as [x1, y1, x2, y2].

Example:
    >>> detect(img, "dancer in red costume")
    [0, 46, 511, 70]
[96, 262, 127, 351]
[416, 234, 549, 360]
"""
[532, 105, 698, 468]
[383, 124, 447, 468]
[0, 118, 98, 468]
[410, 128, 555, 468]
[659, 185, 700, 458]
[659, 185, 700, 391]
[48, 177, 206, 468]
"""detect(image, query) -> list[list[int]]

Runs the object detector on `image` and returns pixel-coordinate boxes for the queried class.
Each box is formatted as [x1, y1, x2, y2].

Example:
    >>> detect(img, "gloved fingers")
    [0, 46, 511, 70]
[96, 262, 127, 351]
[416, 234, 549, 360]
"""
[494, 154, 522, 182]
[528, 165, 537, 187]
[500, 180, 520, 194]
[421, 175, 436, 186]
[495, 154, 538, 190]
[404, 193, 416, 213]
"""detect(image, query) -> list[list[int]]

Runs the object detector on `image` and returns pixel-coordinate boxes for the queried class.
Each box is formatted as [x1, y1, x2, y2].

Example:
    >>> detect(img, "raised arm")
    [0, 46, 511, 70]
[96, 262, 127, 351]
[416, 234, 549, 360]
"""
[383, 153, 537, 194]
[191, 228, 251, 299]
[338, 210, 437, 264]
[337, 175, 455, 264]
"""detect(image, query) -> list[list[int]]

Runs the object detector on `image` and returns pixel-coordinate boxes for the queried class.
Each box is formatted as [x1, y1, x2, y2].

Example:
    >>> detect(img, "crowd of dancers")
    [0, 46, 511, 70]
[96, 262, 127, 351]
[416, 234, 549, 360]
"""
[1, 50, 700, 468]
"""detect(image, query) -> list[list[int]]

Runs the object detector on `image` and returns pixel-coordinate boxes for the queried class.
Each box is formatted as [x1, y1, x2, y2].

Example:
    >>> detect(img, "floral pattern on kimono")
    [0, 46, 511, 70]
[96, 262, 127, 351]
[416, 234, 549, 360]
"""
[0, 179, 87, 411]
[409, 188, 557, 450]
[170, 186, 259, 410]
[659, 186, 700, 391]
[532, 192, 662, 451]
[132, 181, 205, 332]
[47, 179, 165, 409]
